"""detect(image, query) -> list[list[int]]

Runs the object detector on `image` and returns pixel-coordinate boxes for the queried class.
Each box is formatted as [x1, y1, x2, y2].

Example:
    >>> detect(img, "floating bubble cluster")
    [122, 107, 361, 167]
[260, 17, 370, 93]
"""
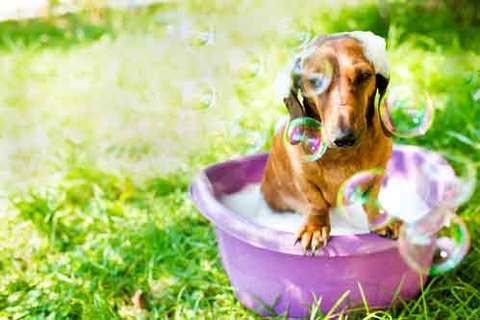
[379, 89, 434, 138]
[283, 117, 328, 162]
[398, 206, 470, 275]
[336, 151, 476, 275]
[336, 169, 395, 230]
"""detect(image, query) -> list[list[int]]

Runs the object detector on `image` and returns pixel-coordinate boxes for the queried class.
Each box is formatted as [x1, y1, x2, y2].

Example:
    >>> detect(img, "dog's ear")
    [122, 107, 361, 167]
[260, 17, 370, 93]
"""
[375, 74, 389, 104]
[283, 57, 305, 119]
[367, 74, 389, 129]
[283, 89, 304, 119]
[374, 74, 392, 136]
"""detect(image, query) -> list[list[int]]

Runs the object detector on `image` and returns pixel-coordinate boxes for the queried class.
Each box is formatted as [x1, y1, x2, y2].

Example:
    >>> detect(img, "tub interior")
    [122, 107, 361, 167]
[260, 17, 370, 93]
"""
[214, 145, 456, 236]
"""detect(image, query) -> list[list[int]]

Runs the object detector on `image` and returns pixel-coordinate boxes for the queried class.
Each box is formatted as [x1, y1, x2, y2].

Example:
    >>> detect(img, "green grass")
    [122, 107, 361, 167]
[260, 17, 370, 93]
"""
[0, 1, 479, 319]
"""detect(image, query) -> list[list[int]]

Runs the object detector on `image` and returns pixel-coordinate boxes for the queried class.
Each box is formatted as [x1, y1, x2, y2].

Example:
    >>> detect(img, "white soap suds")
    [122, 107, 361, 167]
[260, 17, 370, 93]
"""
[379, 176, 430, 224]
[340, 31, 389, 78]
[221, 176, 430, 236]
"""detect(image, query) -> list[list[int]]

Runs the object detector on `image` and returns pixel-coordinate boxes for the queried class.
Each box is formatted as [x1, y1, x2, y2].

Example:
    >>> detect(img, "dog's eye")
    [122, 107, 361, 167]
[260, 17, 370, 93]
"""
[357, 72, 372, 83]
[310, 77, 325, 89]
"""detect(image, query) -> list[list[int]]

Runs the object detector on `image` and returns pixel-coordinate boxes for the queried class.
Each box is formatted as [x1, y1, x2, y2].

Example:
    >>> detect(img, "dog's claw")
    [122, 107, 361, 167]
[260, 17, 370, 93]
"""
[372, 220, 402, 240]
[295, 223, 330, 256]
[303, 248, 309, 256]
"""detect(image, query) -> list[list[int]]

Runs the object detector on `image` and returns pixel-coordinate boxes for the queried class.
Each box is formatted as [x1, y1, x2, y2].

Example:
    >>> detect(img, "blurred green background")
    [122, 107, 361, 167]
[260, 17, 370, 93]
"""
[0, 0, 479, 319]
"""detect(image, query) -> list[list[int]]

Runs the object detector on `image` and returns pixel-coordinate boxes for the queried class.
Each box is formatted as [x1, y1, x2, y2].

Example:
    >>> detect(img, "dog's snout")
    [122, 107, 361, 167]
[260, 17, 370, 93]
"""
[333, 130, 357, 147]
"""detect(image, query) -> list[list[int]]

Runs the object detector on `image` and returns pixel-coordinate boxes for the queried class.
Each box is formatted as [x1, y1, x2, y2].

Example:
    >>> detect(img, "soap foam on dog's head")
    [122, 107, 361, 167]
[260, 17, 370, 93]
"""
[341, 31, 389, 78]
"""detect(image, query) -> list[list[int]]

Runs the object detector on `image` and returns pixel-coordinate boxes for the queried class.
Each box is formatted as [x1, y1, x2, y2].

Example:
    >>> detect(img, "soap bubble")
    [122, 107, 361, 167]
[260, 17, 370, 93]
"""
[379, 89, 434, 138]
[283, 117, 328, 161]
[398, 206, 470, 275]
[336, 169, 395, 230]
[440, 154, 477, 208]
[166, 18, 215, 47]
[418, 153, 477, 208]
[181, 80, 217, 110]
[233, 55, 265, 80]
[234, 125, 267, 154]
[293, 58, 333, 98]
[188, 26, 215, 47]
[229, 114, 268, 154]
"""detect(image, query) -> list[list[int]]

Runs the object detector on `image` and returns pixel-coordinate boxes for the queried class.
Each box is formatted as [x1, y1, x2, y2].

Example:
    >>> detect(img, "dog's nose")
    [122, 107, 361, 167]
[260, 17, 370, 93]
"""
[333, 131, 357, 147]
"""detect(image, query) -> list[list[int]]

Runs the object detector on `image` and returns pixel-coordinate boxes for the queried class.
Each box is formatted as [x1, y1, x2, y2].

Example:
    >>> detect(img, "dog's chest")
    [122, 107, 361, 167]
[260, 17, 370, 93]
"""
[302, 138, 392, 203]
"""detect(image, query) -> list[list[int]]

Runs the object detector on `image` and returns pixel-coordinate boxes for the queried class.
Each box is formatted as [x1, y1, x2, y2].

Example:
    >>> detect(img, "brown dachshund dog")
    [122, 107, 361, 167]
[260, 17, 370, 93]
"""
[261, 34, 400, 254]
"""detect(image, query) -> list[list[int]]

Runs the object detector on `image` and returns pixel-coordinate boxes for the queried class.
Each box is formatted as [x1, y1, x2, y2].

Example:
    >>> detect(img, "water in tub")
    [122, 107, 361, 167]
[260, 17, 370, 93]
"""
[221, 176, 430, 236]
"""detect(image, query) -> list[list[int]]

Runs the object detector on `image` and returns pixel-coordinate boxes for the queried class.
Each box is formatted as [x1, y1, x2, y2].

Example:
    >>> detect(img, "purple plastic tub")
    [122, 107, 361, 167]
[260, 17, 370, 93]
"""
[190, 145, 452, 318]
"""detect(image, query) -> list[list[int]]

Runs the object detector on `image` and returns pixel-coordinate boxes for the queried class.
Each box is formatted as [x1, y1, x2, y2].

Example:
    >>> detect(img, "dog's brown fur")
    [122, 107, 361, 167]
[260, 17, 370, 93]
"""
[261, 36, 399, 252]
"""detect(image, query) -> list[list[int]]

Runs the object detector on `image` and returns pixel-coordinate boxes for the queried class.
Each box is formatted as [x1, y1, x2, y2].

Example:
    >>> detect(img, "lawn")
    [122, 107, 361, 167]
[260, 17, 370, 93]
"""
[0, 1, 479, 319]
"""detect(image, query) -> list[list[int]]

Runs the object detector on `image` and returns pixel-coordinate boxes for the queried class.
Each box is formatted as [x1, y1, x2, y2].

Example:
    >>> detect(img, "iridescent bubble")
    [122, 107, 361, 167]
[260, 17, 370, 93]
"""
[441, 154, 477, 208]
[181, 81, 216, 110]
[166, 18, 215, 47]
[189, 26, 215, 47]
[235, 55, 264, 80]
[283, 117, 328, 161]
[398, 206, 470, 275]
[379, 89, 434, 138]
[336, 169, 396, 231]
[418, 152, 477, 208]
[293, 58, 333, 98]
[229, 114, 268, 154]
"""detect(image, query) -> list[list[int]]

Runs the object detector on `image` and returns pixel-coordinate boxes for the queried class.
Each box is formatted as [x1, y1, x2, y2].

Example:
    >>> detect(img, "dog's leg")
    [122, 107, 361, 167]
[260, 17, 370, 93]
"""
[261, 157, 292, 212]
[295, 181, 331, 255]
[362, 180, 402, 239]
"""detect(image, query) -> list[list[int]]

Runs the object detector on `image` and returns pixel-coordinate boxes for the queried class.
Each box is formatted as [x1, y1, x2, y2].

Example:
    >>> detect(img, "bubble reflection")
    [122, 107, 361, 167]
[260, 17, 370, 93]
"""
[182, 80, 217, 110]
[380, 89, 434, 138]
[337, 169, 396, 231]
[398, 206, 470, 275]
[283, 117, 328, 162]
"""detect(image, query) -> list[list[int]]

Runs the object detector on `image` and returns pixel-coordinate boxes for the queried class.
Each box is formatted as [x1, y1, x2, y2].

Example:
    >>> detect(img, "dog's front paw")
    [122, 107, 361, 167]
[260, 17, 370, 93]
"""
[294, 216, 330, 255]
[372, 220, 402, 239]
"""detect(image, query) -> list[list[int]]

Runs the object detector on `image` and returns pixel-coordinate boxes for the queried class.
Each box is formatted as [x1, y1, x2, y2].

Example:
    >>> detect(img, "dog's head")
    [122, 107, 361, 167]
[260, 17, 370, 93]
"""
[284, 33, 389, 148]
